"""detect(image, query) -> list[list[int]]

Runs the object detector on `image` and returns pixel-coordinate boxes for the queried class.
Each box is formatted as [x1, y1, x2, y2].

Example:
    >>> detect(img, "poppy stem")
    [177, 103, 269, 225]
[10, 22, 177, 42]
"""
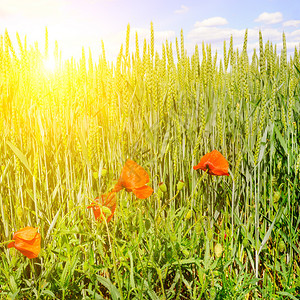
[103, 217, 124, 300]
[0, 240, 14, 246]
[228, 170, 235, 240]
[207, 175, 212, 228]
[29, 259, 36, 281]
[155, 190, 180, 222]
[190, 169, 208, 203]
[57, 204, 86, 228]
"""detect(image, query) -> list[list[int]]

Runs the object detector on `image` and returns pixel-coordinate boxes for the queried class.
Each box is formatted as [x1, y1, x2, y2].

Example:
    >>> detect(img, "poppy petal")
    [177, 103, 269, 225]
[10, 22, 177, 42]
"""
[13, 233, 41, 258]
[101, 192, 117, 222]
[91, 203, 102, 220]
[118, 160, 150, 190]
[101, 192, 116, 208]
[7, 241, 15, 248]
[13, 227, 38, 241]
[132, 185, 154, 199]
[17, 249, 40, 259]
[7, 227, 41, 259]
[112, 183, 123, 193]
[88, 192, 117, 222]
[193, 150, 229, 176]
[207, 150, 229, 175]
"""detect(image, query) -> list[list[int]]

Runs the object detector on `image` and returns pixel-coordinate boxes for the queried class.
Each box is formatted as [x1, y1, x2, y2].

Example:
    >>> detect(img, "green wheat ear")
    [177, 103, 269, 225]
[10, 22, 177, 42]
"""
[150, 21, 154, 60]
[259, 30, 265, 75]
[125, 23, 130, 59]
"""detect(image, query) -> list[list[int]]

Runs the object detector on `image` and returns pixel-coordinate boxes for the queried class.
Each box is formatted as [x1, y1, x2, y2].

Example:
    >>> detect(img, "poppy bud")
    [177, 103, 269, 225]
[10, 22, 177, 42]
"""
[196, 223, 202, 234]
[170, 232, 176, 242]
[101, 169, 108, 177]
[158, 182, 167, 193]
[69, 199, 74, 210]
[214, 243, 223, 258]
[210, 287, 216, 300]
[16, 207, 23, 220]
[182, 249, 189, 257]
[83, 261, 88, 273]
[185, 210, 192, 220]
[277, 161, 282, 170]
[273, 191, 280, 203]
[157, 189, 163, 198]
[242, 238, 249, 248]
[176, 180, 185, 191]
[102, 206, 112, 218]
[278, 240, 286, 253]
[145, 219, 151, 231]
[156, 216, 162, 226]
[207, 229, 214, 241]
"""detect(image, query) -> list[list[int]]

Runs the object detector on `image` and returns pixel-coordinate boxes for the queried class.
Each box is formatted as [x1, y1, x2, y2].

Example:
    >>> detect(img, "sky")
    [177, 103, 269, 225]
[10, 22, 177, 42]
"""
[0, 0, 300, 62]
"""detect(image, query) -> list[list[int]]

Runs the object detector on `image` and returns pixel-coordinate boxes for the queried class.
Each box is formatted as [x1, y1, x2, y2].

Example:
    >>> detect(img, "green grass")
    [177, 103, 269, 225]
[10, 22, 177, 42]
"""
[0, 26, 299, 299]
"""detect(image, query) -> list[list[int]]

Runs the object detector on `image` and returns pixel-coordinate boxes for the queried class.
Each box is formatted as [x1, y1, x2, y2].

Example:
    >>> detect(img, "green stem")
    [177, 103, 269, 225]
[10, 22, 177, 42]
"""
[228, 170, 235, 240]
[0, 240, 14, 247]
[103, 217, 124, 300]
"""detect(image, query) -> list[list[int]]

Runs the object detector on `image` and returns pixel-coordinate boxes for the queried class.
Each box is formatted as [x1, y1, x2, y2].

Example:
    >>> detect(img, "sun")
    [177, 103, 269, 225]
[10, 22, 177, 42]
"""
[43, 57, 57, 72]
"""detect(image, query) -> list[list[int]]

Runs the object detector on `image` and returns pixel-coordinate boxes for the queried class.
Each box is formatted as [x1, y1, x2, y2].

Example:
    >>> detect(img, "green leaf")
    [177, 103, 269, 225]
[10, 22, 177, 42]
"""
[172, 258, 199, 265]
[294, 63, 300, 75]
[128, 250, 136, 290]
[159, 126, 171, 158]
[96, 275, 121, 300]
[274, 124, 288, 154]
[258, 204, 284, 255]
[45, 207, 61, 241]
[277, 291, 298, 300]
[9, 275, 19, 294]
[41, 290, 57, 298]
[84, 289, 105, 300]
[257, 125, 269, 164]
[6, 141, 33, 176]
[60, 261, 70, 287]
[77, 128, 91, 169]
[140, 278, 159, 300]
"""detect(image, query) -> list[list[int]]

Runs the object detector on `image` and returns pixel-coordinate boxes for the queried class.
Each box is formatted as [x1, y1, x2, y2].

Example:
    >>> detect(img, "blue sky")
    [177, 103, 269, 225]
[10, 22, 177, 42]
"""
[0, 0, 299, 61]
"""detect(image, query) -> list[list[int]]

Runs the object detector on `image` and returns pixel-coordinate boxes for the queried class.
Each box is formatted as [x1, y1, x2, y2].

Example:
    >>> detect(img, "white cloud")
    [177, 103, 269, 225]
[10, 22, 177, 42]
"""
[186, 18, 300, 61]
[174, 5, 189, 14]
[254, 12, 283, 24]
[188, 26, 243, 43]
[283, 20, 300, 27]
[289, 29, 300, 38]
[195, 17, 228, 27]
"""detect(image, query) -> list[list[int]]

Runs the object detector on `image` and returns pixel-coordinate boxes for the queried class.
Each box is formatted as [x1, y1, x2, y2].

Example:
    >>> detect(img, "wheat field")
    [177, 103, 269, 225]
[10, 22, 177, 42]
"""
[0, 24, 299, 299]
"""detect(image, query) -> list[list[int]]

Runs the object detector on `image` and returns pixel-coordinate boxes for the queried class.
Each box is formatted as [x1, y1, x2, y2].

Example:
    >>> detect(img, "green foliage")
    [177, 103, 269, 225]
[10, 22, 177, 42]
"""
[0, 26, 299, 299]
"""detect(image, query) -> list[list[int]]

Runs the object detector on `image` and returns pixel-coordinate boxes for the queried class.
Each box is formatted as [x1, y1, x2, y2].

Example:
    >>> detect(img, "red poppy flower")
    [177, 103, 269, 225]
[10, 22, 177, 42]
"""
[87, 192, 116, 222]
[193, 150, 229, 176]
[7, 227, 41, 259]
[112, 159, 153, 199]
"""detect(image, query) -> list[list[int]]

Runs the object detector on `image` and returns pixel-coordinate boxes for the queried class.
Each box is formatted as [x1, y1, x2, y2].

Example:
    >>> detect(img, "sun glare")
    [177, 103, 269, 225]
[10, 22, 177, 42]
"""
[43, 57, 57, 72]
